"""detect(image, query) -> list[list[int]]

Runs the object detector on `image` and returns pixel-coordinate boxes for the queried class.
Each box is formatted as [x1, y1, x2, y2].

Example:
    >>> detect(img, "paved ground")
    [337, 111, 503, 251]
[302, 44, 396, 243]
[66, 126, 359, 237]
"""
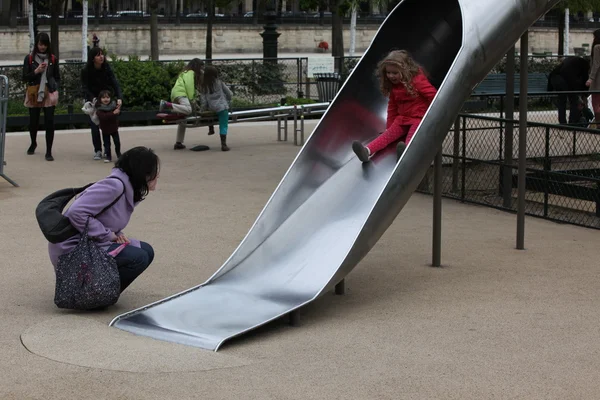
[1, 121, 600, 399]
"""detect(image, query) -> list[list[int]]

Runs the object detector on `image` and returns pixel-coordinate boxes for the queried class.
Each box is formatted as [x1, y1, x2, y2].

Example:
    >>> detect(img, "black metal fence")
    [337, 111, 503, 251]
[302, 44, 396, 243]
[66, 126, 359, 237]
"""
[417, 115, 600, 229]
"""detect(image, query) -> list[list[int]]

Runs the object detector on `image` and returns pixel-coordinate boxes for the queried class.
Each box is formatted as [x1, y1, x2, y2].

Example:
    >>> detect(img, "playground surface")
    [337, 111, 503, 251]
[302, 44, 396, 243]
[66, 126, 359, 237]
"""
[1, 121, 600, 399]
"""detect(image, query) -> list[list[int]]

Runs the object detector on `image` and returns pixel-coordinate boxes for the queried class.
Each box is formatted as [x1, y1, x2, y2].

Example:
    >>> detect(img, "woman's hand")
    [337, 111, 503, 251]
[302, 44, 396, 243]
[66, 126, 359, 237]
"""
[115, 233, 130, 244]
[116, 99, 122, 108]
[34, 63, 47, 74]
[586, 79, 592, 88]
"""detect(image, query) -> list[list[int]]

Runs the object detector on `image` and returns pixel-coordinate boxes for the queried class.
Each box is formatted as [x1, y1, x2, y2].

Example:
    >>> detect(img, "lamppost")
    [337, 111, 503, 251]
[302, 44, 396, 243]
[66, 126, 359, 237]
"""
[260, 0, 280, 63]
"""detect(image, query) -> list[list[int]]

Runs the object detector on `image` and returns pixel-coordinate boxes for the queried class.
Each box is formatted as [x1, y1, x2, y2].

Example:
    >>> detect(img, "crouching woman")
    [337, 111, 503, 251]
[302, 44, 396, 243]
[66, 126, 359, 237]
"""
[48, 147, 160, 293]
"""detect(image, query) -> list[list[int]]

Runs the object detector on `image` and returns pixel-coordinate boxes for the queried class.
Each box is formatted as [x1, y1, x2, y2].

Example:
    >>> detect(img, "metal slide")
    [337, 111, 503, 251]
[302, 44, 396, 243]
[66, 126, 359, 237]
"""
[110, 0, 560, 351]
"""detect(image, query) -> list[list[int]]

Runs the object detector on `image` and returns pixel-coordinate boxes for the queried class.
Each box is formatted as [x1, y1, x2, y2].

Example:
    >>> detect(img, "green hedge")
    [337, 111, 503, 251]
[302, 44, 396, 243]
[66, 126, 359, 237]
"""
[2, 56, 302, 116]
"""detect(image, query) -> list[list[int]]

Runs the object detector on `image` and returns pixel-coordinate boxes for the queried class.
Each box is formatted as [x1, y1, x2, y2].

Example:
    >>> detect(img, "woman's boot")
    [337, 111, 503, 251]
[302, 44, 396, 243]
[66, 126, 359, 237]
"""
[220, 134, 230, 151]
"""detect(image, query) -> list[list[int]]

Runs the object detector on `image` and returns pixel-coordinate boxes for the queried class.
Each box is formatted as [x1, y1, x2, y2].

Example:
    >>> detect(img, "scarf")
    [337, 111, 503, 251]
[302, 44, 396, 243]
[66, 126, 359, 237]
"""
[96, 100, 116, 112]
[35, 52, 49, 102]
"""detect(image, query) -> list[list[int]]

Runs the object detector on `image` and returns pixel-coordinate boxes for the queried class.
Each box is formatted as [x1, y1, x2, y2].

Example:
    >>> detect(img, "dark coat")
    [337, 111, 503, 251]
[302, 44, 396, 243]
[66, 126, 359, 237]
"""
[547, 56, 590, 92]
[81, 63, 123, 102]
[22, 53, 60, 92]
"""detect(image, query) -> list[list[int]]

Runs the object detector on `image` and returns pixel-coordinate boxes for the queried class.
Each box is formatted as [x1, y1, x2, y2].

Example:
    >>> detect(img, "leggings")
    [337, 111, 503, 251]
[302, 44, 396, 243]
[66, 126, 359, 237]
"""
[29, 106, 55, 153]
[366, 122, 419, 155]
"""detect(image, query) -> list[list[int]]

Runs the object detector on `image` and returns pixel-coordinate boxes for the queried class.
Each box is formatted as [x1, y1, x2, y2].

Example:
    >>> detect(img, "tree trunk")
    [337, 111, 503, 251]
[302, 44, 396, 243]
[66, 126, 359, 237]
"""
[206, 0, 214, 60]
[175, 0, 180, 26]
[1, 0, 10, 26]
[331, 0, 344, 72]
[28, 0, 35, 52]
[558, 9, 565, 56]
[349, 6, 357, 56]
[94, 0, 101, 28]
[82, 0, 88, 61]
[150, 2, 159, 60]
[9, 0, 18, 28]
[50, 0, 61, 59]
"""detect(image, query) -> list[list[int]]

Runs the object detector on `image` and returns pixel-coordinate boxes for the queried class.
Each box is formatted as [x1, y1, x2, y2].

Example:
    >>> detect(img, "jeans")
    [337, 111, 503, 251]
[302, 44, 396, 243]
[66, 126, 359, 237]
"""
[102, 131, 121, 160]
[107, 241, 155, 292]
[89, 115, 102, 153]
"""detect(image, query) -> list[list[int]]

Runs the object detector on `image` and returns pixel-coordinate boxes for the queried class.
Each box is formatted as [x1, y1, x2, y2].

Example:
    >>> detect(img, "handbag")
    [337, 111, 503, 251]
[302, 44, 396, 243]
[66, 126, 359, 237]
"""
[26, 84, 43, 107]
[54, 218, 121, 310]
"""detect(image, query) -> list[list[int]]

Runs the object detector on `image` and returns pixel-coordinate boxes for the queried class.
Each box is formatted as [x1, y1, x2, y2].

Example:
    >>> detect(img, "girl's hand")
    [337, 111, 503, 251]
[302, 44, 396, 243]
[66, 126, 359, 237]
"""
[116, 233, 130, 244]
[586, 79, 592, 88]
[113, 108, 121, 115]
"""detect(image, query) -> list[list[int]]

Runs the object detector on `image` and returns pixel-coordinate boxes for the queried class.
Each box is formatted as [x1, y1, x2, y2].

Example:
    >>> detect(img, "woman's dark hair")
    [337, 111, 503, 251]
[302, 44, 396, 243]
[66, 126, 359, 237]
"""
[201, 65, 219, 94]
[86, 47, 106, 70]
[115, 146, 160, 203]
[592, 29, 600, 61]
[32, 32, 52, 57]
[95, 90, 112, 108]
[183, 58, 205, 89]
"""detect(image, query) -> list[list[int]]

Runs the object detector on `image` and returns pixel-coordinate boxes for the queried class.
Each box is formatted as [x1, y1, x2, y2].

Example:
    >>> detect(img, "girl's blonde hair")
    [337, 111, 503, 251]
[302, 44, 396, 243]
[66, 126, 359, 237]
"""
[377, 50, 422, 96]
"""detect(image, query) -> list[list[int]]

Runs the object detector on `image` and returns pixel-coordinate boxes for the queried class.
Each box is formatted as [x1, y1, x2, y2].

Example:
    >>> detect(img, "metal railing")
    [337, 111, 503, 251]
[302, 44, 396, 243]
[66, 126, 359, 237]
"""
[0, 75, 18, 187]
[418, 114, 600, 229]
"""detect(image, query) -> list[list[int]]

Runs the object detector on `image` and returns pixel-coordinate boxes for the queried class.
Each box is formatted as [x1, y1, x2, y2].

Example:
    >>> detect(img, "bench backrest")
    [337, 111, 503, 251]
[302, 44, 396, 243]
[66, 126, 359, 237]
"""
[473, 72, 548, 95]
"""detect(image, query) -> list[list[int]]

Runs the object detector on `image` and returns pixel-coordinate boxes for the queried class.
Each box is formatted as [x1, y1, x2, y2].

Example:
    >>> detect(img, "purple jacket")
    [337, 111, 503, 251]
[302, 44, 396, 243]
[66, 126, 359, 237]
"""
[48, 168, 141, 267]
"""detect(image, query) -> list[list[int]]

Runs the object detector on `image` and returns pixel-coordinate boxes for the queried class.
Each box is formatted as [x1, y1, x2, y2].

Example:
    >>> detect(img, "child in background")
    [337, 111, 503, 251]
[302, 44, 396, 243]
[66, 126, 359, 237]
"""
[352, 50, 437, 163]
[159, 58, 214, 150]
[199, 65, 233, 151]
[95, 89, 121, 163]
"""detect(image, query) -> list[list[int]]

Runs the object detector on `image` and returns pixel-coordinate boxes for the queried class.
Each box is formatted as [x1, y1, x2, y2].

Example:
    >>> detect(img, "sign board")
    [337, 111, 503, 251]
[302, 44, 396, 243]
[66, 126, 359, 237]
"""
[307, 57, 335, 78]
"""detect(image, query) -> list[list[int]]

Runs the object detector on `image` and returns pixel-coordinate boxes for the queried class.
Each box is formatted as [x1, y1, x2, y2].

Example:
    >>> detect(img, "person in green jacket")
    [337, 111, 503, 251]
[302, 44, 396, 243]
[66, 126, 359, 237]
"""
[159, 58, 214, 150]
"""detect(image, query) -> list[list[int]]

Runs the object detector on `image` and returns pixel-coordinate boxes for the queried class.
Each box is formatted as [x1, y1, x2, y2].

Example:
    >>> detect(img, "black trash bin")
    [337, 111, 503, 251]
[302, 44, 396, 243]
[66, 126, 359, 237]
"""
[314, 72, 341, 102]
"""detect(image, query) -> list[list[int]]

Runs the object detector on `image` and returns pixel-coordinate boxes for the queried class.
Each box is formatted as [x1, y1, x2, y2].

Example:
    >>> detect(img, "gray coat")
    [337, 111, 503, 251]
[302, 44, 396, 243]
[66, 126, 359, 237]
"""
[200, 79, 233, 113]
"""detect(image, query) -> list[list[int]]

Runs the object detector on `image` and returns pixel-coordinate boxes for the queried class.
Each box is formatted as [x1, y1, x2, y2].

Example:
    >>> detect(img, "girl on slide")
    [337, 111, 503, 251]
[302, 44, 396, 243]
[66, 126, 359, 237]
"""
[352, 50, 437, 163]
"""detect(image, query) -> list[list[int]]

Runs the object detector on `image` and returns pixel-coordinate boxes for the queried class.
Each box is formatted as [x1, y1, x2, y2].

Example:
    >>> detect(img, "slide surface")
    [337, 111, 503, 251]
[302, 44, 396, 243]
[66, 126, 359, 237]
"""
[110, 0, 560, 351]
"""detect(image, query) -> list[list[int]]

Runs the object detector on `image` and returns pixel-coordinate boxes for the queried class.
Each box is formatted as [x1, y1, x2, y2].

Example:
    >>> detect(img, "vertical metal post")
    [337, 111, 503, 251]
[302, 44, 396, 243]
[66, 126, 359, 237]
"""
[516, 32, 528, 250]
[461, 115, 466, 201]
[543, 126, 551, 217]
[503, 46, 516, 208]
[0, 75, 18, 187]
[297, 58, 303, 98]
[432, 148, 443, 267]
[335, 279, 345, 295]
[452, 116, 460, 193]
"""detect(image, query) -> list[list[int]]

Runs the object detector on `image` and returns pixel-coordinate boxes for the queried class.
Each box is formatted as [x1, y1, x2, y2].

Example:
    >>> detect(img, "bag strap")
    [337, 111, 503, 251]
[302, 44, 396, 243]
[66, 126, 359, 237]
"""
[94, 176, 126, 218]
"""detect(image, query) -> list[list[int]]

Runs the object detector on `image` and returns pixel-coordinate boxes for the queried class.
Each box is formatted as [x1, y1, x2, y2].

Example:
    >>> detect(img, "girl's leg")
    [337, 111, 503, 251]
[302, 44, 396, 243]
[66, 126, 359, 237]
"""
[102, 132, 112, 161]
[592, 94, 600, 124]
[171, 97, 192, 115]
[175, 123, 187, 149]
[404, 122, 420, 145]
[28, 107, 42, 154]
[108, 241, 155, 293]
[366, 124, 409, 155]
[217, 110, 229, 135]
[112, 132, 121, 158]
[43, 106, 55, 160]
[217, 110, 230, 151]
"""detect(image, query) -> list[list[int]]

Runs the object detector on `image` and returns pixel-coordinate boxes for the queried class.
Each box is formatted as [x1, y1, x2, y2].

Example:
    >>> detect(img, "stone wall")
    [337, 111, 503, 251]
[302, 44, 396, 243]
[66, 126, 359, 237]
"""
[0, 24, 596, 60]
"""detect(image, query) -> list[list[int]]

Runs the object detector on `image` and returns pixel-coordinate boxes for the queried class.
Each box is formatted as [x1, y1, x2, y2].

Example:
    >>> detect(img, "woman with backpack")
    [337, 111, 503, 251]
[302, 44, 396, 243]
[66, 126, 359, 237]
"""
[47, 147, 159, 295]
[23, 32, 60, 161]
[81, 47, 123, 161]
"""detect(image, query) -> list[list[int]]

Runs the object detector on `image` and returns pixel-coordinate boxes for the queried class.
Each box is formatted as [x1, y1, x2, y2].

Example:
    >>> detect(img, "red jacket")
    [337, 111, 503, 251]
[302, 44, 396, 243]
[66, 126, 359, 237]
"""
[386, 71, 437, 128]
[96, 109, 119, 134]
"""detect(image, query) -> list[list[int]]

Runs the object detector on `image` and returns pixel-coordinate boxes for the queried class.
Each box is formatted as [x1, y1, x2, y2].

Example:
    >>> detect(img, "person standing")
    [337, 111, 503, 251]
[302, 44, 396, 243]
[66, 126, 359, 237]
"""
[23, 32, 60, 161]
[587, 29, 600, 125]
[548, 55, 590, 125]
[81, 47, 123, 160]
